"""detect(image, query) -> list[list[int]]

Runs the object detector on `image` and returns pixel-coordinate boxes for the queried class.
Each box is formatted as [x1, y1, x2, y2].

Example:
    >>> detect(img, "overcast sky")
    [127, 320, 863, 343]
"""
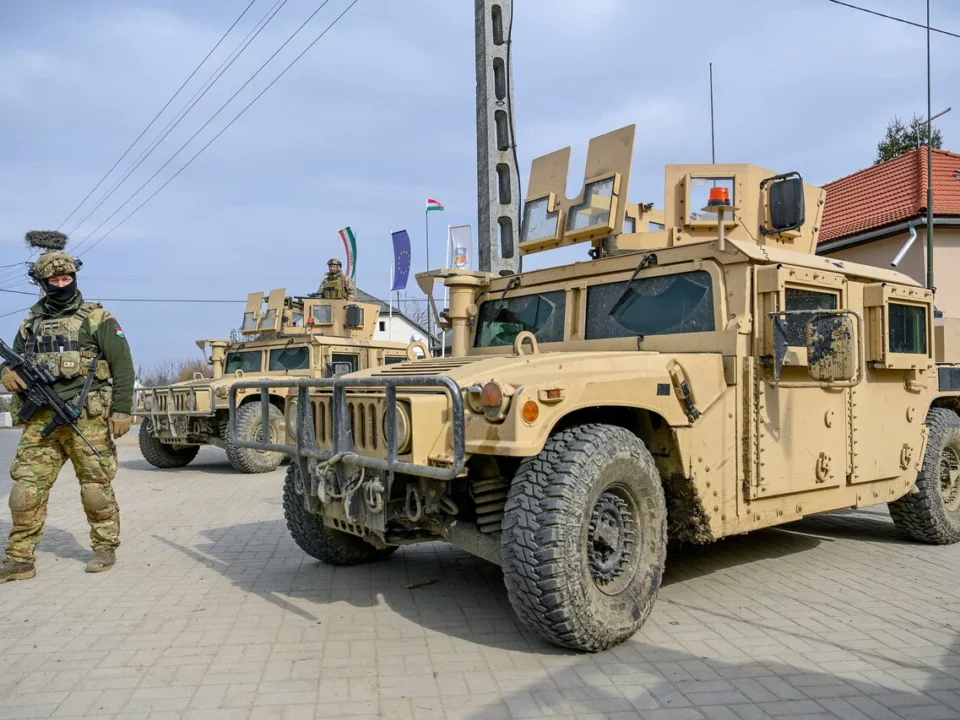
[2, 0, 959, 370]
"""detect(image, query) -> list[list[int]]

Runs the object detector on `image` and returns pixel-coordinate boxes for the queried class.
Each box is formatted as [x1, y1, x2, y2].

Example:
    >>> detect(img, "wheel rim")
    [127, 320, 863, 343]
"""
[941, 444, 960, 512]
[251, 416, 281, 456]
[587, 486, 639, 595]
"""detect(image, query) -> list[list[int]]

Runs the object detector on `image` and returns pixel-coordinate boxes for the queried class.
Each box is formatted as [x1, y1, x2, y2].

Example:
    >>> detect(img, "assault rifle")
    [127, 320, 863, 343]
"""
[0, 338, 102, 457]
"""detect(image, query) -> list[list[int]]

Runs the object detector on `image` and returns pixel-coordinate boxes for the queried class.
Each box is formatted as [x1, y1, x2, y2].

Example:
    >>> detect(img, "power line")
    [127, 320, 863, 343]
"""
[80, 0, 361, 258]
[75, 0, 339, 253]
[58, 0, 259, 231]
[0, 305, 33, 319]
[67, 0, 290, 244]
[0, 287, 243, 303]
[826, 0, 960, 39]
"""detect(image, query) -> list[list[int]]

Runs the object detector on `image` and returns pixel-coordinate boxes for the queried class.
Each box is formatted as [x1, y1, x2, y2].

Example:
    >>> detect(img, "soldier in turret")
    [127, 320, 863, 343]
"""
[317, 258, 356, 300]
[0, 231, 134, 582]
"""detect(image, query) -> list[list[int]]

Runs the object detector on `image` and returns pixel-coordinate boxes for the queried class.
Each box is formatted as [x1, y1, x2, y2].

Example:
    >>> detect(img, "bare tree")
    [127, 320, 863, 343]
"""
[396, 292, 432, 330]
[137, 357, 211, 387]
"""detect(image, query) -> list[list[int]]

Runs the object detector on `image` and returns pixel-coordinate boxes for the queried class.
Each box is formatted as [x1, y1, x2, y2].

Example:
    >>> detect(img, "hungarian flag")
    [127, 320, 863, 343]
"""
[426, 198, 444, 212]
[338, 227, 357, 280]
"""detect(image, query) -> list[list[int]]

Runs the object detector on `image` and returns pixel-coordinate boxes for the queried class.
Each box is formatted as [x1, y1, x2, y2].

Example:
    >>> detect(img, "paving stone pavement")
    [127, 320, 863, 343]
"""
[2, 428, 960, 720]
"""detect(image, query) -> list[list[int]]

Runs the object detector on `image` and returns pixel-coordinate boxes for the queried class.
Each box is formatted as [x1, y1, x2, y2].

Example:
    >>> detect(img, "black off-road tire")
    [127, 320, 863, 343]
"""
[225, 402, 284, 474]
[283, 464, 397, 565]
[889, 408, 960, 544]
[501, 423, 667, 652]
[138, 421, 200, 469]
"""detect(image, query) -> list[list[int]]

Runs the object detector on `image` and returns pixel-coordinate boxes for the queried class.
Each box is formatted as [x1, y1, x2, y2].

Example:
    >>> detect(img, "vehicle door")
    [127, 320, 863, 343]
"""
[751, 265, 854, 498]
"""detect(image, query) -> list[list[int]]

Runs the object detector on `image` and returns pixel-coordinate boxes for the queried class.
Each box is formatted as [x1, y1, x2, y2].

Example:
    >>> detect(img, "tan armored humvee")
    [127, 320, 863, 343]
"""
[135, 289, 425, 473]
[231, 125, 960, 651]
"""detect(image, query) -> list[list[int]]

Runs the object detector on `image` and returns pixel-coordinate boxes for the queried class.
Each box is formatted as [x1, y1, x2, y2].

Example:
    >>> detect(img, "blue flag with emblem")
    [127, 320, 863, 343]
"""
[390, 230, 411, 291]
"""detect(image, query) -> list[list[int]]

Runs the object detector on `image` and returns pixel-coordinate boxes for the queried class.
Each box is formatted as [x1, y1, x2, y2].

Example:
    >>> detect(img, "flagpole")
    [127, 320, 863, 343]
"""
[389, 259, 393, 340]
[425, 207, 432, 355]
[442, 225, 452, 358]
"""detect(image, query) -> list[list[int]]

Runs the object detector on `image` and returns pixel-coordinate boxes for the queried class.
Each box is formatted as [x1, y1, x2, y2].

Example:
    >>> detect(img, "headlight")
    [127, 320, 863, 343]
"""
[480, 380, 510, 422]
[382, 402, 412, 454]
[285, 399, 298, 439]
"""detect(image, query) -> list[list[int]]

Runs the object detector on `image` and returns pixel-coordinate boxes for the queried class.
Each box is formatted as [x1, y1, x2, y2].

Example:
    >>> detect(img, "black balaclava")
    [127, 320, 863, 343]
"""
[42, 274, 79, 306]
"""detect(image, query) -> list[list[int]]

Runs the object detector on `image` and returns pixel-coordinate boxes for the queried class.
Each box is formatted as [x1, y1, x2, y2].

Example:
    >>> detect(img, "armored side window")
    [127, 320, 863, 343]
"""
[889, 302, 927, 354]
[384, 355, 406, 365]
[783, 288, 838, 346]
[331, 353, 360, 373]
[269, 346, 310, 371]
[586, 270, 715, 340]
[474, 290, 566, 347]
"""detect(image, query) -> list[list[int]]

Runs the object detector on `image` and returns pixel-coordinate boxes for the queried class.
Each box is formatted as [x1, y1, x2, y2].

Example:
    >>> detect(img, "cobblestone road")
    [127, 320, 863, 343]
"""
[2, 428, 960, 719]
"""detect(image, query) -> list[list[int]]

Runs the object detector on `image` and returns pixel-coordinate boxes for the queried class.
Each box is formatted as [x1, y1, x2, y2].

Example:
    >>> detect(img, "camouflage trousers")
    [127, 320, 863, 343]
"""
[5, 409, 120, 564]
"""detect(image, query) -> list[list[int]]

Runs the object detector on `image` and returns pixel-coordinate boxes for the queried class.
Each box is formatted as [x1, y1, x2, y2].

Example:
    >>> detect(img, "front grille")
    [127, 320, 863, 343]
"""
[311, 397, 383, 454]
[349, 400, 380, 451]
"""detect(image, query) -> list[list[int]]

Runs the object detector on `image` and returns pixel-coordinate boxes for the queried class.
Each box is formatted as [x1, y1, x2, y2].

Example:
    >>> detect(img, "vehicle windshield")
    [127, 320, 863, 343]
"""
[224, 350, 262, 374]
[475, 290, 566, 347]
[269, 345, 310, 371]
[588, 270, 715, 339]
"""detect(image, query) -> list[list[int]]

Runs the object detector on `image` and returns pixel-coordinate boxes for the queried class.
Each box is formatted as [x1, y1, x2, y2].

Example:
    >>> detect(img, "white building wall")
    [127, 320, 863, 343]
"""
[373, 313, 429, 345]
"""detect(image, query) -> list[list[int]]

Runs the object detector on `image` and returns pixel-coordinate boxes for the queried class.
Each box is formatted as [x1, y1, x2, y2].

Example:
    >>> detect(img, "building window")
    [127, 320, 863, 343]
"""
[378, 321, 386, 332]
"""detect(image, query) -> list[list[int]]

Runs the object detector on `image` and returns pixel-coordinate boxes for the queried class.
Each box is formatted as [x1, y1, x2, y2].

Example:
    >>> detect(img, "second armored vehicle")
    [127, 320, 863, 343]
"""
[136, 289, 423, 473]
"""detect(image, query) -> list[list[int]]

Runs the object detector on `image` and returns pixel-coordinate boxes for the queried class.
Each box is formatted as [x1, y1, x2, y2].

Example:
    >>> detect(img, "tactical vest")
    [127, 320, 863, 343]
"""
[321, 274, 345, 299]
[21, 302, 112, 382]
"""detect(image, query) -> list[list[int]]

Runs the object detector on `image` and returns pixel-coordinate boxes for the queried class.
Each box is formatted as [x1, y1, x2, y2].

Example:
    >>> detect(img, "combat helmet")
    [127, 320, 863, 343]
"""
[25, 231, 83, 281]
[327, 258, 342, 269]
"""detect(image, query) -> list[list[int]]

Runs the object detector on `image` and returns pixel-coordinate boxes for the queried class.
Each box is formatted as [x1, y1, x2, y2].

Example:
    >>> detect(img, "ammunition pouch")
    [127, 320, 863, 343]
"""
[86, 386, 113, 420]
[59, 350, 83, 380]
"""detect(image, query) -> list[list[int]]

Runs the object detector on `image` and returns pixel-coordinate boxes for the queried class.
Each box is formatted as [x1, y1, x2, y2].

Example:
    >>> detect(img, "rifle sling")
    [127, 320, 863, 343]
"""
[74, 353, 103, 416]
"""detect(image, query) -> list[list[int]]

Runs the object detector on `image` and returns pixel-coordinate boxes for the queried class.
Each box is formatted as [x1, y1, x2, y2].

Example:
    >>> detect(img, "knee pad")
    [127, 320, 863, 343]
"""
[80, 484, 113, 515]
[9, 483, 40, 513]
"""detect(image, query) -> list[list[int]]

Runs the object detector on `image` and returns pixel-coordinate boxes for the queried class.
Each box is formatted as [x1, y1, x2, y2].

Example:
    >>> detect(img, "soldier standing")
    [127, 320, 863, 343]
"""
[0, 231, 134, 582]
[317, 258, 356, 300]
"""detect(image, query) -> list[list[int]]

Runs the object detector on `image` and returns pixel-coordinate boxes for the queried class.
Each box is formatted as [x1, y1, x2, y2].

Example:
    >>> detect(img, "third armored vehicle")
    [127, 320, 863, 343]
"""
[230, 125, 960, 651]
[136, 289, 423, 473]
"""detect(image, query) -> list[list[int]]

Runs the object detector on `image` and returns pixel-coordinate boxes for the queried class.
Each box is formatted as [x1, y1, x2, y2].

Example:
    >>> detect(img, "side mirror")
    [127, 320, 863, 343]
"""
[806, 314, 857, 382]
[760, 172, 805, 235]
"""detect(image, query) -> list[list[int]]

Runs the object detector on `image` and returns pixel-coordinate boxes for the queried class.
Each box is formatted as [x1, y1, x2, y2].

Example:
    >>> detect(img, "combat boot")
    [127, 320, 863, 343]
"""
[85, 549, 116, 573]
[0, 558, 36, 583]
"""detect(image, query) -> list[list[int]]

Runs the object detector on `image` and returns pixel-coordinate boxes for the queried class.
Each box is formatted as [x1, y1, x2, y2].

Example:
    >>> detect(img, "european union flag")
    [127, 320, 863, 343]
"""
[391, 230, 411, 291]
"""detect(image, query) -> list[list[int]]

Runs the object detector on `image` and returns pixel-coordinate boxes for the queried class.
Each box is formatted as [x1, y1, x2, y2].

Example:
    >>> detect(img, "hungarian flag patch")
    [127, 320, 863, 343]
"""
[115, 326, 125, 338]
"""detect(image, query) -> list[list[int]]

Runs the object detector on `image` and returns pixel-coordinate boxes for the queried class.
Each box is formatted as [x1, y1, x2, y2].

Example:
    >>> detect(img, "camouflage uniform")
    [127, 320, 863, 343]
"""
[1, 235, 134, 575]
[318, 258, 357, 300]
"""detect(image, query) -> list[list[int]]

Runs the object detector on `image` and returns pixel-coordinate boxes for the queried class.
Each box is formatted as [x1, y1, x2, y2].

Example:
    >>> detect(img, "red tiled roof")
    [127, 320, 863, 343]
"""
[819, 148, 960, 245]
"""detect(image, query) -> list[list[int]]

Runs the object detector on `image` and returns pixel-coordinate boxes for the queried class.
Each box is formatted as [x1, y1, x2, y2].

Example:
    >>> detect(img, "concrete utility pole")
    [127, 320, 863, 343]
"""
[475, 0, 521, 276]
[925, 0, 934, 290]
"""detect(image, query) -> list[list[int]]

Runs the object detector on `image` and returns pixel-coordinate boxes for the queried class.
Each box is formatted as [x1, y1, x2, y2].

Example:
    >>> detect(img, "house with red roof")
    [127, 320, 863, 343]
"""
[817, 147, 960, 316]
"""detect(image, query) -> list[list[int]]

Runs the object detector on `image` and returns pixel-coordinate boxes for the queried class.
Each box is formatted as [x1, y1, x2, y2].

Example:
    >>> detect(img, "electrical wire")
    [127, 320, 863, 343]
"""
[79, 0, 361, 258]
[74, 0, 341, 253]
[68, 0, 290, 244]
[58, 0, 259, 231]
[0, 305, 33, 319]
[826, 0, 960, 39]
